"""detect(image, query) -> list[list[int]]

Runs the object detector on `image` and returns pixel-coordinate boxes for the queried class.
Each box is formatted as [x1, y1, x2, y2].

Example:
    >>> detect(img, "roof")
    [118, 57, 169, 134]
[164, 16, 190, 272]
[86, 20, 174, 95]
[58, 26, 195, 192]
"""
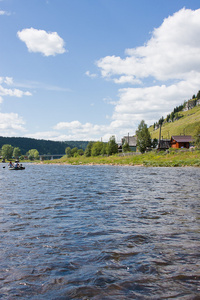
[123, 136, 137, 146]
[171, 135, 193, 143]
[159, 140, 171, 149]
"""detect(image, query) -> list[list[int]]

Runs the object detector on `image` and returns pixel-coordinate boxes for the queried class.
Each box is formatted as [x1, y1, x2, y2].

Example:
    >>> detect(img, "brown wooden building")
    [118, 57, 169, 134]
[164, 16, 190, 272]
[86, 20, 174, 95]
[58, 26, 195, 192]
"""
[170, 135, 193, 149]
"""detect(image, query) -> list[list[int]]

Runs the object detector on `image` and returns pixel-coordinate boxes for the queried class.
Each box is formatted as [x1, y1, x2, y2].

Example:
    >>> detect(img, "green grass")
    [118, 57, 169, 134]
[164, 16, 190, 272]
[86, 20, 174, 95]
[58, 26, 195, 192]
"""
[149, 105, 200, 139]
[42, 149, 200, 167]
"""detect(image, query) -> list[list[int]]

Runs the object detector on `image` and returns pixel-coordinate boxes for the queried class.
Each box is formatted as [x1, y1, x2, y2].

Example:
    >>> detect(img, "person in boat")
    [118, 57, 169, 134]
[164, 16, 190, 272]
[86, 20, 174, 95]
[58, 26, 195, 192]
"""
[14, 161, 19, 168]
[8, 161, 13, 168]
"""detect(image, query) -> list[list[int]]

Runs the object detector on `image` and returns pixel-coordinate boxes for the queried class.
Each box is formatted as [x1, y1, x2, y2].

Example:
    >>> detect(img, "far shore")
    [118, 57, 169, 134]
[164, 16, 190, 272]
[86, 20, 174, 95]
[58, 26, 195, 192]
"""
[36, 149, 200, 167]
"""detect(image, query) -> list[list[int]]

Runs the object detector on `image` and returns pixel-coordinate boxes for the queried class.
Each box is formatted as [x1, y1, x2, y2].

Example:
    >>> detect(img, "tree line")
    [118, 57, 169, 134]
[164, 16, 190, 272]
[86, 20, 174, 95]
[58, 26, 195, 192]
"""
[0, 136, 89, 155]
[153, 89, 200, 128]
[65, 136, 119, 158]
[0, 144, 40, 161]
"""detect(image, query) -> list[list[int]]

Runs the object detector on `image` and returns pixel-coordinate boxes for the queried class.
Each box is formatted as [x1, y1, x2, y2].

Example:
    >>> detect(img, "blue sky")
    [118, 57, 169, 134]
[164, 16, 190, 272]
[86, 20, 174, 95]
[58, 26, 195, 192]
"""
[0, 0, 200, 142]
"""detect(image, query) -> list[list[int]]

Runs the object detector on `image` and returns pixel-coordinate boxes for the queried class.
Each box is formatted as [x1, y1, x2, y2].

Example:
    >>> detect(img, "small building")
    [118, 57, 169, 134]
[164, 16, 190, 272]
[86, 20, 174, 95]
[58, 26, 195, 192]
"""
[122, 135, 137, 152]
[170, 135, 193, 149]
[158, 139, 171, 151]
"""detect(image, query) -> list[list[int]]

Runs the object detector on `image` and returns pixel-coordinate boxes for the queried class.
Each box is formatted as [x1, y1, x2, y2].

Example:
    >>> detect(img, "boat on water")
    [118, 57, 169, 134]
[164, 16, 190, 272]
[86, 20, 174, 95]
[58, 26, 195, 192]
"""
[9, 166, 25, 170]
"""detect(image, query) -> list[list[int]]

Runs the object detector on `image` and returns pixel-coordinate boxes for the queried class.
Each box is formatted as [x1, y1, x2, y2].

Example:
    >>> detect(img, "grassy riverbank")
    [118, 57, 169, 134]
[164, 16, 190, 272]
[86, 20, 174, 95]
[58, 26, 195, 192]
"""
[42, 149, 200, 167]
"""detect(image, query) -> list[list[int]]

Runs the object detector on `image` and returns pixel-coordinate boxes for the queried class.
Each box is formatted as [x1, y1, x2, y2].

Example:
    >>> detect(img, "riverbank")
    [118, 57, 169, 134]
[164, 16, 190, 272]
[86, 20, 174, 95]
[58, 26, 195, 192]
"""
[42, 149, 200, 167]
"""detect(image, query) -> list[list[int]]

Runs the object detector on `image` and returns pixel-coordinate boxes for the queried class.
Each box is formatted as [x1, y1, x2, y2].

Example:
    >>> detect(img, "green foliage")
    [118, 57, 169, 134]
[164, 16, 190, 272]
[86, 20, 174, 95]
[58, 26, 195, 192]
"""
[152, 138, 158, 148]
[27, 149, 39, 160]
[71, 147, 78, 157]
[101, 143, 107, 155]
[65, 147, 72, 157]
[78, 149, 84, 156]
[136, 120, 151, 154]
[65, 147, 84, 157]
[106, 136, 118, 155]
[43, 148, 200, 167]
[13, 147, 21, 158]
[122, 142, 131, 152]
[0, 136, 89, 155]
[91, 141, 104, 156]
[1, 144, 13, 160]
[150, 105, 200, 140]
[84, 142, 94, 157]
[194, 125, 200, 149]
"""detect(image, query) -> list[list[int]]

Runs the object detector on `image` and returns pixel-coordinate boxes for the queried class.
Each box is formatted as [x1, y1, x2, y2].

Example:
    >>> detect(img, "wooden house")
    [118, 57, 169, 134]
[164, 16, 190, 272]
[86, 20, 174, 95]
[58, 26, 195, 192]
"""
[170, 135, 193, 149]
[122, 135, 137, 152]
[158, 139, 171, 151]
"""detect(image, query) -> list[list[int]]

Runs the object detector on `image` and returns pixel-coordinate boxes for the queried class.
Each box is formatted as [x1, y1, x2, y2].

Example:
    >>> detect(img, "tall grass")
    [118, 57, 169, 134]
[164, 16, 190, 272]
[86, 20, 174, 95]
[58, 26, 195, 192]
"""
[43, 149, 200, 167]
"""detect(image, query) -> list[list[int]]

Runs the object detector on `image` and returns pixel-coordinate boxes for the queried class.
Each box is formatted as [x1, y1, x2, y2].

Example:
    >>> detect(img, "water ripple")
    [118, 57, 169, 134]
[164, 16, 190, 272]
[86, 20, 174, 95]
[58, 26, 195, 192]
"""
[0, 165, 199, 299]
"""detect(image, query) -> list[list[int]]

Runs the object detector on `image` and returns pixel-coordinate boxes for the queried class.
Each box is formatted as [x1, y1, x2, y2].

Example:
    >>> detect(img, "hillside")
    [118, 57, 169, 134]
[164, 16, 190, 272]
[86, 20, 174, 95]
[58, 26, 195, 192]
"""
[149, 105, 200, 139]
[0, 137, 89, 155]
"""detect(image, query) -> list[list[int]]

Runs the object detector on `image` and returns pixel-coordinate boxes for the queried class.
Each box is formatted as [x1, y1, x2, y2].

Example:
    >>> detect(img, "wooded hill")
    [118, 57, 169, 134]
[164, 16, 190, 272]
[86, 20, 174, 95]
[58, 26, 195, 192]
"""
[0, 137, 89, 155]
[149, 105, 200, 139]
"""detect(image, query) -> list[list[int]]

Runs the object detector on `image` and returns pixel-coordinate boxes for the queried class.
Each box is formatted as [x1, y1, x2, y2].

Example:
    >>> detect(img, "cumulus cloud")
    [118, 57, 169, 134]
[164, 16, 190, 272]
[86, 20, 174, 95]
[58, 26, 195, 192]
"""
[97, 8, 200, 82]
[17, 28, 66, 56]
[52, 120, 118, 141]
[0, 77, 31, 136]
[16, 8, 200, 142]
[93, 8, 200, 137]
[0, 113, 26, 135]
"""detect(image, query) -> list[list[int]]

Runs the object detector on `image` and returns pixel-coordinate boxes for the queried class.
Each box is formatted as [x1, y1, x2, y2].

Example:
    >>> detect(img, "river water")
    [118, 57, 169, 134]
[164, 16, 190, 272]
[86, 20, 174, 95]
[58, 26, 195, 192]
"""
[0, 164, 199, 299]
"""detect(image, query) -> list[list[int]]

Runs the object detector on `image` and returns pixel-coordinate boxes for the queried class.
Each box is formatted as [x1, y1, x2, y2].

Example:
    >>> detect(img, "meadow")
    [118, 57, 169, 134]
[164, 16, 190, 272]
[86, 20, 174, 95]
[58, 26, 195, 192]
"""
[42, 149, 200, 167]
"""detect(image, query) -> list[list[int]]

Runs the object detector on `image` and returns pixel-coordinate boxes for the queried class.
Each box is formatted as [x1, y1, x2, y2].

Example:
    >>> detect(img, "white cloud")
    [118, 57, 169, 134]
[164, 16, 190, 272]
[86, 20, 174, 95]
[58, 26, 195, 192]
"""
[113, 76, 142, 85]
[8, 8, 200, 142]
[0, 77, 32, 98]
[0, 10, 10, 16]
[93, 8, 200, 138]
[0, 77, 31, 136]
[4, 77, 13, 85]
[17, 27, 66, 56]
[85, 71, 98, 78]
[0, 113, 26, 135]
[97, 8, 200, 82]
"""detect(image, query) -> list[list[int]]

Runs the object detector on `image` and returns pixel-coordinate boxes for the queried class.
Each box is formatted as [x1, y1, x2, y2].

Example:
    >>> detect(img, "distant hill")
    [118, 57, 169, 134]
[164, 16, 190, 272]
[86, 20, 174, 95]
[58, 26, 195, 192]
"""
[149, 105, 200, 139]
[0, 137, 89, 155]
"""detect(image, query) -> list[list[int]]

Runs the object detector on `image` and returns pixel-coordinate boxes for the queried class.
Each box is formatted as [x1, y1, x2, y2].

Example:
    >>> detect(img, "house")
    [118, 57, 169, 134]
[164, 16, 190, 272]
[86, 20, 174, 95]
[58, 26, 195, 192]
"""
[170, 135, 193, 149]
[158, 139, 171, 151]
[121, 135, 137, 152]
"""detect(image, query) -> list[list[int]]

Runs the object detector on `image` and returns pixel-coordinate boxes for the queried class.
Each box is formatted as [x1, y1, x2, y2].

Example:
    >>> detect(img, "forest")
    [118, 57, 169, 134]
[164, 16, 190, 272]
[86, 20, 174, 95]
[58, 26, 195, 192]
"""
[0, 136, 89, 155]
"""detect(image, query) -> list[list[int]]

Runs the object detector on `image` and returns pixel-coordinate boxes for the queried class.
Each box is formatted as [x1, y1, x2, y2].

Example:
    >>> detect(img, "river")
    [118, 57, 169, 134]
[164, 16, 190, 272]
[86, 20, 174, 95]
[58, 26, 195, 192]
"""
[0, 164, 200, 299]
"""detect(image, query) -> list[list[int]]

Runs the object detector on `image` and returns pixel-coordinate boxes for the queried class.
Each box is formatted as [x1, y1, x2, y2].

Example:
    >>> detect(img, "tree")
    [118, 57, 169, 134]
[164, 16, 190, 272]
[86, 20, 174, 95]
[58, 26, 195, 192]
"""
[197, 90, 200, 100]
[71, 147, 78, 157]
[136, 120, 151, 153]
[84, 142, 94, 157]
[101, 143, 107, 155]
[106, 136, 118, 155]
[77, 149, 84, 156]
[91, 141, 104, 156]
[13, 147, 21, 159]
[122, 142, 131, 153]
[65, 147, 72, 157]
[27, 149, 39, 160]
[152, 138, 158, 148]
[170, 111, 175, 122]
[1, 144, 13, 160]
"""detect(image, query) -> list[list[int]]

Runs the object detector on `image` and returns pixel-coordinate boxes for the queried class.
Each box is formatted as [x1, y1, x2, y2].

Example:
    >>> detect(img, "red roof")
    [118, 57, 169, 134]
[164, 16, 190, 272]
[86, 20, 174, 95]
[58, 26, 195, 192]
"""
[171, 135, 193, 142]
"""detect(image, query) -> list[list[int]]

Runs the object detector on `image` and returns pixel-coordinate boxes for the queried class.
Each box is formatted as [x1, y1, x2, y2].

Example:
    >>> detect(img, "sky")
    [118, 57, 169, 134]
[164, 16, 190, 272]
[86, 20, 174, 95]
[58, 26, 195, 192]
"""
[0, 0, 200, 142]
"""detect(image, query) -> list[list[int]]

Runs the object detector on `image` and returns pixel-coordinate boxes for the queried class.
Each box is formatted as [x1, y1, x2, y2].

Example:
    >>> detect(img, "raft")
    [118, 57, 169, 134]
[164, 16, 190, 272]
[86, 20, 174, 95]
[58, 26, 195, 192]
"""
[9, 166, 25, 170]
